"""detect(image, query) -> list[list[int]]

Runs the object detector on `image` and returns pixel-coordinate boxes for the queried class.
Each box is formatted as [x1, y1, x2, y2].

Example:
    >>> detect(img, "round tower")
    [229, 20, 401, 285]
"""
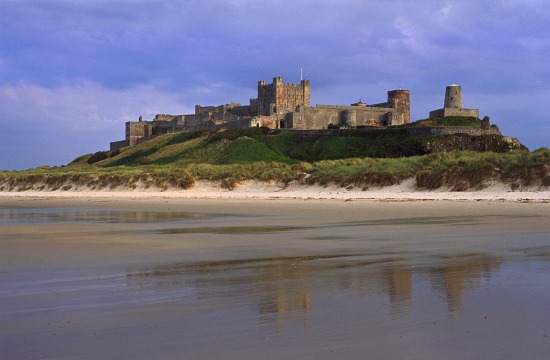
[444, 85, 463, 109]
[342, 110, 357, 127]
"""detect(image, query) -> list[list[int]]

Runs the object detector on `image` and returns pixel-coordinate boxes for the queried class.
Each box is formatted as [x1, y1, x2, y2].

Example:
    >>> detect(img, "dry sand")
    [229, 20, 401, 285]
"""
[1, 179, 549, 202]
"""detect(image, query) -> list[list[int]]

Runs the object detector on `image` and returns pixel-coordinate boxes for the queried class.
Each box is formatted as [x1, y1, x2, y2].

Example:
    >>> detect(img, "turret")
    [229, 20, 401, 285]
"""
[428, 84, 479, 119]
[444, 85, 463, 109]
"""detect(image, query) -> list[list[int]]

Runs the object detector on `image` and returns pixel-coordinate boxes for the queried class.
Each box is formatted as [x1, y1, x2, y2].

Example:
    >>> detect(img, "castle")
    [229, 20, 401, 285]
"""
[110, 78, 478, 151]
[110, 76, 412, 150]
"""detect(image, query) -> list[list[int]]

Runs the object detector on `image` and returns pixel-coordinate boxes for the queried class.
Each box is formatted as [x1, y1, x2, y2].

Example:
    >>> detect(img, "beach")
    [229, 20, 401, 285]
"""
[1, 194, 549, 359]
[1, 179, 549, 202]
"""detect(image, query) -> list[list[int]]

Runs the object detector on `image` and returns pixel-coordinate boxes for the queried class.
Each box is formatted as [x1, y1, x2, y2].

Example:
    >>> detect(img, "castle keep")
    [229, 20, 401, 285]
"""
[110, 76, 414, 150]
[257, 77, 311, 116]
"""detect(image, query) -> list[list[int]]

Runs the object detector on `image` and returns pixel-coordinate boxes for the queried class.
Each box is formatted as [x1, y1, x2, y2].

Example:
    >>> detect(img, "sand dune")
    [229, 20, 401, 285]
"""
[1, 179, 548, 202]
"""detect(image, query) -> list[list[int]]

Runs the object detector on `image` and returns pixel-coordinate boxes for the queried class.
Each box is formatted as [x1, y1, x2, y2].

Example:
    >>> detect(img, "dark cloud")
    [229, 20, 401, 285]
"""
[1, 0, 549, 169]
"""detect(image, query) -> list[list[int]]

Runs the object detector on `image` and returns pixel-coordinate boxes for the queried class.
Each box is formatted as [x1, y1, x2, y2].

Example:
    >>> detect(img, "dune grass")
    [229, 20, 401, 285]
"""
[2, 148, 548, 192]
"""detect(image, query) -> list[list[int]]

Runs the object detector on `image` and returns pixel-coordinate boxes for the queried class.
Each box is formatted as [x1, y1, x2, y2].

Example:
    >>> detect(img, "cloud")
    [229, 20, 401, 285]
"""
[0, 0, 549, 169]
[0, 82, 189, 132]
[0, 79, 257, 137]
[0, 81, 192, 170]
[2, 0, 547, 92]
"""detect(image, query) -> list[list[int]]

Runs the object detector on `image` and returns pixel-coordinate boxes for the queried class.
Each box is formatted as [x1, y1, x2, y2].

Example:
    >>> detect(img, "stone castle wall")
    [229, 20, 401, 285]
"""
[287, 105, 395, 130]
[429, 108, 479, 119]
[285, 89, 409, 130]
[214, 117, 252, 130]
[250, 116, 279, 129]
[109, 140, 127, 151]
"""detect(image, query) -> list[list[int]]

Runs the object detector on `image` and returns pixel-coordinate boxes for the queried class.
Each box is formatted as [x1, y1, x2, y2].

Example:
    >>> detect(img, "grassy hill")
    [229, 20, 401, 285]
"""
[71, 121, 518, 168]
[1, 121, 549, 192]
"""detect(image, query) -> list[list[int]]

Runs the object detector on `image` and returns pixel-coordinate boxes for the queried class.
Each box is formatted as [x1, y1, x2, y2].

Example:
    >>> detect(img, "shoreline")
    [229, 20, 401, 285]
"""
[1, 180, 549, 202]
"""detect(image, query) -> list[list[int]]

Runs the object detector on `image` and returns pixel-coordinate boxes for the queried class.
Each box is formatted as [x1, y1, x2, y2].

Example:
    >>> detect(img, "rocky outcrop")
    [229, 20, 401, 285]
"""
[424, 134, 525, 154]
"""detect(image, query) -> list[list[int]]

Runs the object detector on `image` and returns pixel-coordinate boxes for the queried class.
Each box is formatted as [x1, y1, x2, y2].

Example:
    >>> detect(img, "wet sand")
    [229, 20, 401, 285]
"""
[1, 197, 549, 359]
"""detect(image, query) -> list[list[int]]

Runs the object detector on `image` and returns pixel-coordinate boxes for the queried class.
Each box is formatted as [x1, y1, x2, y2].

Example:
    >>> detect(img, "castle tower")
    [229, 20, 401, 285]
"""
[257, 76, 310, 116]
[444, 85, 463, 109]
[387, 89, 410, 125]
[428, 84, 479, 119]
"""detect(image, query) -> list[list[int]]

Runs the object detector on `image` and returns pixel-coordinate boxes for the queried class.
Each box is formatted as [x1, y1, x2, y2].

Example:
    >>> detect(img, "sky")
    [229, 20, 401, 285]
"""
[1, 0, 549, 170]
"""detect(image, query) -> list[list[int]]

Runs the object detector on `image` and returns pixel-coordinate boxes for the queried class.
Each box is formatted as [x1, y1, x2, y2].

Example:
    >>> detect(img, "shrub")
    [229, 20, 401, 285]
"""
[415, 170, 443, 189]
[158, 170, 195, 189]
[221, 177, 238, 190]
[110, 149, 121, 157]
[68, 154, 92, 166]
[136, 157, 151, 165]
[292, 162, 314, 173]
[87, 151, 109, 164]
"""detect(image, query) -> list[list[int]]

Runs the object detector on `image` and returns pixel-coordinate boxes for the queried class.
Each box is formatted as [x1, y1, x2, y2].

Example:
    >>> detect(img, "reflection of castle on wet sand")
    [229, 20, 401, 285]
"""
[256, 261, 312, 317]
[430, 255, 500, 312]
[127, 253, 501, 322]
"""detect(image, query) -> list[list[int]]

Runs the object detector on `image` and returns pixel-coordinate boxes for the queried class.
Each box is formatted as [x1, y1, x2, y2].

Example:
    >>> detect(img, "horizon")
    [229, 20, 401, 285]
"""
[2, 0, 549, 170]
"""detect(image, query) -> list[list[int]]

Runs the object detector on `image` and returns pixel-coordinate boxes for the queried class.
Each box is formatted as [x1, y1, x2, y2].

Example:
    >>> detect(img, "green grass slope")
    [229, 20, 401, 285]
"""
[2, 123, 548, 192]
[72, 120, 516, 169]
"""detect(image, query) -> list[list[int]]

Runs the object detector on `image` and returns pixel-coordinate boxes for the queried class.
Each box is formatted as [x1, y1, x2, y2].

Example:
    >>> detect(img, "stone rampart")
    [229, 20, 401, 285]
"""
[214, 118, 252, 130]
[429, 108, 479, 119]
[110, 140, 127, 151]
[287, 104, 395, 129]
[182, 115, 215, 132]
